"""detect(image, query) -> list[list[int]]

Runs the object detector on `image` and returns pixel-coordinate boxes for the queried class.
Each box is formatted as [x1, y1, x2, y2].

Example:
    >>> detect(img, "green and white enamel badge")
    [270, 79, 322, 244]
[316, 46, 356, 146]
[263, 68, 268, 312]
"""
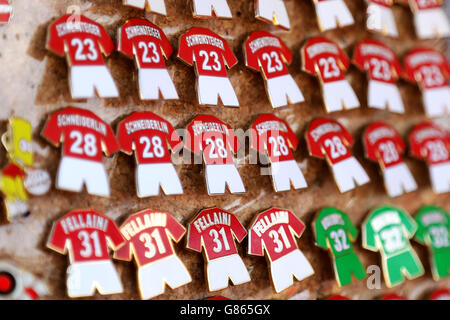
[414, 205, 450, 281]
[312, 207, 367, 286]
[362, 205, 424, 287]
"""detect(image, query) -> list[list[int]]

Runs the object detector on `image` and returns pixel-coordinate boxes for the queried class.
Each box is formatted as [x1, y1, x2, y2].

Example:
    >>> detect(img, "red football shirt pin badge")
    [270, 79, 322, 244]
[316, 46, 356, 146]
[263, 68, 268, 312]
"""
[380, 293, 408, 300]
[117, 111, 184, 197]
[306, 118, 370, 193]
[313, 0, 354, 31]
[114, 209, 192, 300]
[244, 31, 304, 108]
[0, 0, 12, 24]
[403, 47, 450, 117]
[1, 118, 51, 221]
[0, 261, 50, 300]
[363, 122, 417, 197]
[186, 207, 251, 291]
[409, 122, 450, 194]
[46, 14, 119, 99]
[248, 207, 314, 293]
[185, 115, 246, 195]
[353, 39, 404, 113]
[41, 106, 119, 197]
[405, 0, 450, 38]
[117, 19, 178, 101]
[192, 0, 233, 18]
[178, 27, 239, 107]
[302, 37, 360, 113]
[47, 209, 125, 298]
[255, 0, 291, 30]
[250, 114, 307, 192]
[429, 289, 450, 300]
[366, 0, 398, 37]
[123, 0, 167, 15]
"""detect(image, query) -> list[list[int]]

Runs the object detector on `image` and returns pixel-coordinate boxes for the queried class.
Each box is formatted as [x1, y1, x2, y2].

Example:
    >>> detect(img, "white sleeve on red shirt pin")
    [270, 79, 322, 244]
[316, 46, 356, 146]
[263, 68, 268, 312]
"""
[186, 207, 251, 291]
[250, 114, 307, 192]
[123, 0, 167, 15]
[0, 0, 12, 24]
[409, 122, 450, 194]
[313, 0, 355, 31]
[117, 111, 184, 197]
[363, 121, 417, 197]
[353, 39, 404, 113]
[244, 31, 304, 108]
[306, 118, 370, 193]
[46, 14, 119, 99]
[302, 37, 360, 113]
[117, 19, 178, 101]
[177, 27, 239, 107]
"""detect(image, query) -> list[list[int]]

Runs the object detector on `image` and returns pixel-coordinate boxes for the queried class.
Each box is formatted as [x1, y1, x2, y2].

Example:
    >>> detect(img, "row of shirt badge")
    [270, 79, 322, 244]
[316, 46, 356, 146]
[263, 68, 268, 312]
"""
[46, 15, 450, 118]
[1, 111, 449, 222]
[43, 204, 448, 299]
[120, 0, 450, 40]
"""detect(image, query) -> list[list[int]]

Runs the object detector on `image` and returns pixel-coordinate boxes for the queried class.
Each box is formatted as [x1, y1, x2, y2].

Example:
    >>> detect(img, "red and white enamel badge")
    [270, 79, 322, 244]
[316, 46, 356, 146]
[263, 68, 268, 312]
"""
[123, 0, 167, 15]
[429, 289, 450, 300]
[306, 118, 370, 193]
[41, 106, 119, 197]
[255, 0, 291, 30]
[353, 39, 404, 113]
[363, 122, 417, 197]
[177, 27, 239, 107]
[409, 122, 450, 194]
[366, 0, 398, 37]
[0, 0, 12, 24]
[117, 112, 184, 197]
[250, 114, 307, 192]
[117, 19, 178, 100]
[47, 209, 125, 298]
[46, 14, 118, 99]
[184, 115, 246, 195]
[313, 0, 355, 31]
[403, 47, 450, 117]
[114, 209, 192, 300]
[244, 31, 304, 108]
[186, 207, 250, 291]
[380, 293, 408, 300]
[192, 0, 233, 18]
[302, 37, 360, 112]
[0, 261, 49, 300]
[248, 207, 314, 293]
[406, 0, 450, 38]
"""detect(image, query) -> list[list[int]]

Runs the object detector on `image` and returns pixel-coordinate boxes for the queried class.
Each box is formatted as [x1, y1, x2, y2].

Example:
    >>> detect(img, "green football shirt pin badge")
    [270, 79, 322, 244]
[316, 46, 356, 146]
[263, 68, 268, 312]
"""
[362, 205, 424, 287]
[312, 207, 367, 286]
[414, 205, 450, 281]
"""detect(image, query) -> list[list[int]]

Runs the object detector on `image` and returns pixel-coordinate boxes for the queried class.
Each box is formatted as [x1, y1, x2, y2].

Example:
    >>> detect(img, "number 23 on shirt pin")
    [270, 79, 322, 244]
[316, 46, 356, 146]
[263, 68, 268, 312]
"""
[46, 14, 119, 99]
[247, 207, 314, 293]
[312, 207, 367, 287]
[244, 31, 304, 108]
[114, 209, 192, 300]
[117, 19, 179, 101]
[186, 207, 250, 291]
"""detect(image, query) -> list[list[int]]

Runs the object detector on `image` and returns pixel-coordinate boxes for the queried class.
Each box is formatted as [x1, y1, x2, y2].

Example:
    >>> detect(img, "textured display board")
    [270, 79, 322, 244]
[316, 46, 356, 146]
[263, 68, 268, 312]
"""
[0, 0, 449, 300]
